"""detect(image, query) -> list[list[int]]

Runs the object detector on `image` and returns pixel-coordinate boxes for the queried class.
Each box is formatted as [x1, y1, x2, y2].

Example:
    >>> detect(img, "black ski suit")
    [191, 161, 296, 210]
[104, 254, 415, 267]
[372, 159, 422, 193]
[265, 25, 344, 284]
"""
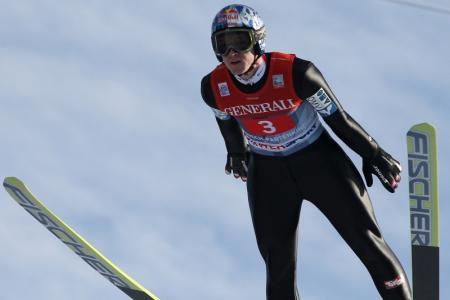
[200, 52, 412, 300]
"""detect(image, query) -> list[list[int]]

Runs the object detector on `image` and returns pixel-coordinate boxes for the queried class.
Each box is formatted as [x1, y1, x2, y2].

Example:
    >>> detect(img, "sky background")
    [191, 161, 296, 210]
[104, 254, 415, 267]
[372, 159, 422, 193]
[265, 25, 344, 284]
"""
[1, 0, 449, 299]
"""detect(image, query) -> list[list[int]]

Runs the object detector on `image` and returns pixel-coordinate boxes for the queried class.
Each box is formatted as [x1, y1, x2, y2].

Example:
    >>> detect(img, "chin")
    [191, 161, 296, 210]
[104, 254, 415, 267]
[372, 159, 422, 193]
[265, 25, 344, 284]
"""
[230, 64, 248, 75]
[231, 68, 245, 75]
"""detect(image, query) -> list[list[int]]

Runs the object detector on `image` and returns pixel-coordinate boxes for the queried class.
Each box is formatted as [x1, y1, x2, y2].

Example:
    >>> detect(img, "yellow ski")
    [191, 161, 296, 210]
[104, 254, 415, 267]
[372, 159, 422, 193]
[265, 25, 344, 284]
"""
[407, 123, 439, 300]
[3, 177, 160, 300]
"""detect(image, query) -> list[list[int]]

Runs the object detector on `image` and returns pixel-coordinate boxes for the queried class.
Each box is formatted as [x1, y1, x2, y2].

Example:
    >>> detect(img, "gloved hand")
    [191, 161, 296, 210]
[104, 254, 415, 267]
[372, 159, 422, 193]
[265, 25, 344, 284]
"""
[225, 152, 248, 182]
[363, 148, 402, 193]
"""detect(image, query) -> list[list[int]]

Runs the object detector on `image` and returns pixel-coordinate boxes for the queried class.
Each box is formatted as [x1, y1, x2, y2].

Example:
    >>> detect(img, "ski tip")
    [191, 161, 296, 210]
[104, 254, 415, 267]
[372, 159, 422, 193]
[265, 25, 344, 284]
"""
[408, 122, 437, 133]
[3, 177, 23, 188]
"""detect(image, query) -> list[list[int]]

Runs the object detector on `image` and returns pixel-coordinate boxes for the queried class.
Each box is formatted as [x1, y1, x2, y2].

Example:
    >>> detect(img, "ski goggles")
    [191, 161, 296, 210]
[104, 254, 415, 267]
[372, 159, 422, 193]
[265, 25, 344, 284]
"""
[212, 29, 255, 56]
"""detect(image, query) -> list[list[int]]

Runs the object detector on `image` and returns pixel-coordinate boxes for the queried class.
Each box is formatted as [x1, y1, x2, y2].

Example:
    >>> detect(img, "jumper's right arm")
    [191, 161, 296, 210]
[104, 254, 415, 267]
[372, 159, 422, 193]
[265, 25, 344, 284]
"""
[201, 75, 248, 181]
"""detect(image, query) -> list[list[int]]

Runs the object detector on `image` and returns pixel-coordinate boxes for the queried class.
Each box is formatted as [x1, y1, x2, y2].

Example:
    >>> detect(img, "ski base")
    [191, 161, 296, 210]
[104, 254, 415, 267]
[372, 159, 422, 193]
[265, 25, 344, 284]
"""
[411, 245, 439, 299]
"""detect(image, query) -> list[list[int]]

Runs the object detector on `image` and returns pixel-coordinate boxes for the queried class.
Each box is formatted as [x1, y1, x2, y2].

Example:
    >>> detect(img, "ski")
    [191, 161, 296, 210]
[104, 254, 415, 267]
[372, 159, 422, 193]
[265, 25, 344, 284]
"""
[3, 177, 160, 300]
[406, 123, 439, 300]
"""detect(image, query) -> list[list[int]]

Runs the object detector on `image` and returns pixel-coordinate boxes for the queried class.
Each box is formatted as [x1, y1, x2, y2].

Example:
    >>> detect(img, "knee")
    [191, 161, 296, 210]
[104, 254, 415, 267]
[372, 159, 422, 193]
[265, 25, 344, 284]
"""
[351, 229, 387, 262]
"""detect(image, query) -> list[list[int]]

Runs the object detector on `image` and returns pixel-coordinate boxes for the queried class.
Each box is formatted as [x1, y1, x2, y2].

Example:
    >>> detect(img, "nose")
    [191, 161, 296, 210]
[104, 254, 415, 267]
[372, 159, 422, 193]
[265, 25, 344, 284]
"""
[224, 48, 239, 57]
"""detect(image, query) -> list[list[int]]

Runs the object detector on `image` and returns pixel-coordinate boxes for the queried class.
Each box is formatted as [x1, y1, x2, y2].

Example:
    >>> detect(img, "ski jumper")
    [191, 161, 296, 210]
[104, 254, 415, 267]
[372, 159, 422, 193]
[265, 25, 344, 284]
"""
[201, 52, 411, 300]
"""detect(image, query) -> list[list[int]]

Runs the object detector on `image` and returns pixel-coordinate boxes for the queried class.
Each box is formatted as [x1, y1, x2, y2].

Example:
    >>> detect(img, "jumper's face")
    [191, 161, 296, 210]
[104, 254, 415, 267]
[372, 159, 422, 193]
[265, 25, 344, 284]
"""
[221, 49, 256, 75]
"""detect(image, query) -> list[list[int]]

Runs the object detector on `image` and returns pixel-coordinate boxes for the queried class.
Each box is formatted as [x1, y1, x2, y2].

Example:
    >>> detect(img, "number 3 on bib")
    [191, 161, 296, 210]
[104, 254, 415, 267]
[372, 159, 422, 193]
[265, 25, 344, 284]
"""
[242, 115, 296, 136]
[258, 121, 277, 134]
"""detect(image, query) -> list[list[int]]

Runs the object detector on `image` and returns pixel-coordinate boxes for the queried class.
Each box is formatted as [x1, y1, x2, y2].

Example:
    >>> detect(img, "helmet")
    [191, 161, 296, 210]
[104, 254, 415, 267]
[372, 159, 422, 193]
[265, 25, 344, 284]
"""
[211, 4, 266, 61]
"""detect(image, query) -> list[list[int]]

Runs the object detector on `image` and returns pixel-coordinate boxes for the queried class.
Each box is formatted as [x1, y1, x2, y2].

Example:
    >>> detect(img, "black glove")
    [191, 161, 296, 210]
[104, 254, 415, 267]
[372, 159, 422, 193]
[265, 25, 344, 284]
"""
[225, 152, 248, 182]
[363, 148, 402, 193]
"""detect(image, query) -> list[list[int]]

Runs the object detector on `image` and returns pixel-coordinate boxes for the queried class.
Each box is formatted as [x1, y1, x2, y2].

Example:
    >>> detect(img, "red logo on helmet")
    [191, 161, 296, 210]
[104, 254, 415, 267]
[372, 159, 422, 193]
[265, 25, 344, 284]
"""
[221, 8, 239, 24]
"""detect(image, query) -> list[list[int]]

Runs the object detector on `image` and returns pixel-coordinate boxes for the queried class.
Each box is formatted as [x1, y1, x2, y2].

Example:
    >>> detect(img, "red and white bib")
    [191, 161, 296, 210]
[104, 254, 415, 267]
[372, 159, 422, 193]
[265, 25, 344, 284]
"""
[210, 52, 323, 156]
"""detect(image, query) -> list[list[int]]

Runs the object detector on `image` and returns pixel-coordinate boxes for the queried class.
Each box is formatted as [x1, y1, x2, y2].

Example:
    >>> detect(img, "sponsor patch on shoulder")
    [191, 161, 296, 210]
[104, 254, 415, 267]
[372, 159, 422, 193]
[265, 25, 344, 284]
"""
[218, 82, 230, 97]
[306, 88, 337, 117]
[211, 108, 231, 120]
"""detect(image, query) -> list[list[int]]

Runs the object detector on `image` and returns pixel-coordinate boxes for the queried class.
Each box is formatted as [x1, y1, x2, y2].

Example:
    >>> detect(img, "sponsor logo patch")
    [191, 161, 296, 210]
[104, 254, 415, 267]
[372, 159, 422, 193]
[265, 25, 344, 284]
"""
[211, 108, 231, 120]
[218, 82, 230, 97]
[384, 275, 404, 290]
[272, 74, 284, 88]
[306, 88, 337, 117]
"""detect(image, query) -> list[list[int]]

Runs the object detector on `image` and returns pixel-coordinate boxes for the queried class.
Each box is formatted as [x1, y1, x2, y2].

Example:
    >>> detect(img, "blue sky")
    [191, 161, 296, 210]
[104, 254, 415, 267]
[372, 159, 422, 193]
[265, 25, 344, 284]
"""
[1, 1, 449, 299]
